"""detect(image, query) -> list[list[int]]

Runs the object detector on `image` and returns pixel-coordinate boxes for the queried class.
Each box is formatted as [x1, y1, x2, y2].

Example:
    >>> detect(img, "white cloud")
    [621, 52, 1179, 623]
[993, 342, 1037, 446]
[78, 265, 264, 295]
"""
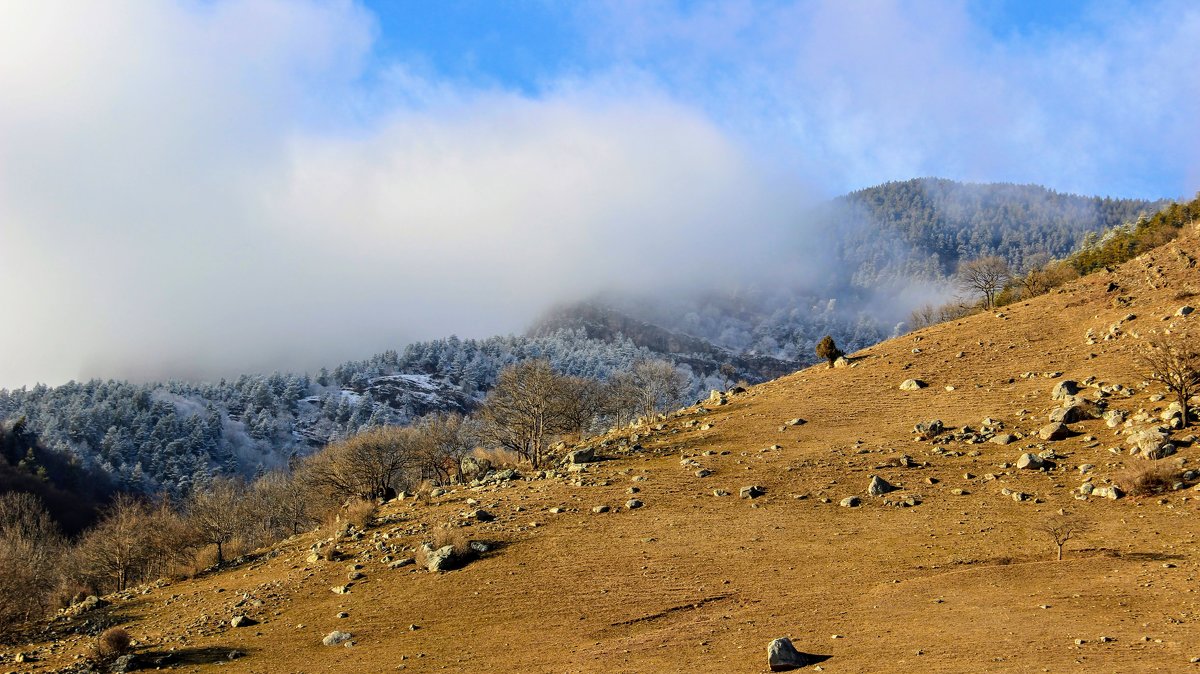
[0, 1, 804, 386]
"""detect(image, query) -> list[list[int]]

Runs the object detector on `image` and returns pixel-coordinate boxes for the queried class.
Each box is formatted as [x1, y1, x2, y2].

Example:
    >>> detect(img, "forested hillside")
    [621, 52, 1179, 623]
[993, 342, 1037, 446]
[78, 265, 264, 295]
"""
[0, 179, 1168, 499]
[603, 179, 1165, 362]
[0, 330, 673, 497]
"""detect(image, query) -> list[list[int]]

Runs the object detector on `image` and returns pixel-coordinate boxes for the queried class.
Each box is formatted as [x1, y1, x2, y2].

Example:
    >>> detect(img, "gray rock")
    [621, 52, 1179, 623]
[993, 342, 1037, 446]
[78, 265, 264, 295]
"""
[1049, 401, 1102, 423]
[867, 475, 898, 496]
[912, 420, 944, 439]
[388, 557, 415, 569]
[839, 496, 861, 507]
[592, 505, 610, 513]
[423, 545, 456, 572]
[991, 433, 1016, 445]
[784, 418, 807, 426]
[1039, 422, 1070, 441]
[230, 615, 257, 628]
[1017, 453, 1045, 470]
[1178, 305, 1194, 316]
[322, 631, 352, 646]
[468, 541, 490, 554]
[767, 637, 813, 671]
[626, 499, 644, 510]
[695, 469, 713, 478]
[564, 447, 595, 465]
[1104, 409, 1127, 428]
[1051, 380, 1080, 400]
[899, 379, 927, 391]
[739, 485, 765, 499]
[1079, 482, 1094, 495]
[466, 509, 494, 522]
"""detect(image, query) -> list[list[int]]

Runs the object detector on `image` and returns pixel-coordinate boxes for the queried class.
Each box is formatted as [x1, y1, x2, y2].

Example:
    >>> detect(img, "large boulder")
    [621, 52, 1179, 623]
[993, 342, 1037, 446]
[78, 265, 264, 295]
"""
[1051, 380, 1080, 400]
[867, 475, 898, 496]
[899, 379, 927, 391]
[767, 637, 815, 671]
[1039, 422, 1071, 441]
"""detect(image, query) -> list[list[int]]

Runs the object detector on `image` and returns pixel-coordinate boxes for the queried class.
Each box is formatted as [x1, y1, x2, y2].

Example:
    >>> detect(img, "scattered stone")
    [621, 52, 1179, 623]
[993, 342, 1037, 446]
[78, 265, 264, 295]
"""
[867, 475, 898, 496]
[564, 447, 595, 465]
[1017, 453, 1045, 470]
[626, 499, 644, 510]
[991, 433, 1016, 445]
[912, 420, 944, 440]
[466, 509, 494, 522]
[784, 418, 807, 426]
[899, 379, 927, 391]
[767, 637, 815, 671]
[331, 585, 350, 594]
[231, 615, 257, 628]
[322, 631, 352, 647]
[1039, 422, 1070, 441]
[423, 545, 456, 573]
[839, 496, 861, 508]
[740, 485, 765, 499]
[1178, 305, 1194, 316]
[1051, 380, 1080, 400]
[695, 469, 713, 478]
[1049, 401, 1102, 423]
[592, 505, 610, 513]
[388, 557, 415, 569]
[713, 489, 731, 497]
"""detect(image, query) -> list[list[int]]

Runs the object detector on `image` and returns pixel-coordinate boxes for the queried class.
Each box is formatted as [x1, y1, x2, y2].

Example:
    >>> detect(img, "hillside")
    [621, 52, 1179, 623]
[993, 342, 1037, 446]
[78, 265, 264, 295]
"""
[593, 179, 1165, 365]
[7, 222, 1198, 671]
[0, 180, 1164, 500]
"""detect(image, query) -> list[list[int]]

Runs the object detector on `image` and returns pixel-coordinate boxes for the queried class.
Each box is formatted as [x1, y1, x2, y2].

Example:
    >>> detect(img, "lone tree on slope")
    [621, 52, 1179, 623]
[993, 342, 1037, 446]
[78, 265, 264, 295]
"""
[815, 335, 843, 368]
[1139, 330, 1200, 427]
[957, 256, 1011, 309]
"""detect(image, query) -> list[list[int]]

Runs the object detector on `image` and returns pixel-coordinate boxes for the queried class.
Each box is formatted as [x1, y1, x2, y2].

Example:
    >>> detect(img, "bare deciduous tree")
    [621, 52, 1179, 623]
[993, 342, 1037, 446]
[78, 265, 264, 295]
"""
[1040, 516, 1087, 561]
[0, 492, 62, 628]
[1139, 330, 1200, 427]
[414, 413, 480, 484]
[958, 256, 1011, 309]
[186, 477, 252, 566]
[299, 426, 418, 501]
[479, 360, 573, 469]
[632, 360, 689, 422]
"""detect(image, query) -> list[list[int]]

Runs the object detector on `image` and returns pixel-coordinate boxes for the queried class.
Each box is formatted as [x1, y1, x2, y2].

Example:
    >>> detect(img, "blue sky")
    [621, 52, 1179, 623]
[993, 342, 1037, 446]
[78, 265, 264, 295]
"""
[0, 0, 1196, 385]
[352, 0, 1197, 199]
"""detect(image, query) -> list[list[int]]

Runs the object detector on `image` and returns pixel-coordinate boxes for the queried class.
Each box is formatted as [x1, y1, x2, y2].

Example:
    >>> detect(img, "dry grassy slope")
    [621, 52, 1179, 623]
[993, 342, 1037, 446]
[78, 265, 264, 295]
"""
[10, 226, 1200, 674]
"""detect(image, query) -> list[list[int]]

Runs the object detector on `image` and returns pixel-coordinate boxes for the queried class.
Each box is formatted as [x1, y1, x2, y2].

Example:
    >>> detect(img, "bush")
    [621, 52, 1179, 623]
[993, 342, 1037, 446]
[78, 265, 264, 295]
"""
[814, 335, 843, 367]
[1115, 463, 1179, 497]
[341, 499, 377, 529]
[93, 626, 132, 660]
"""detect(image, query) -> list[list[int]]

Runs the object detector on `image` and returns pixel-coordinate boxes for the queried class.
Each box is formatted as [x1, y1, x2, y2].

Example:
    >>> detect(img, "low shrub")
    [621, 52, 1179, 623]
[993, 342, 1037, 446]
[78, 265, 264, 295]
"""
[1114, 462, 1179, 496]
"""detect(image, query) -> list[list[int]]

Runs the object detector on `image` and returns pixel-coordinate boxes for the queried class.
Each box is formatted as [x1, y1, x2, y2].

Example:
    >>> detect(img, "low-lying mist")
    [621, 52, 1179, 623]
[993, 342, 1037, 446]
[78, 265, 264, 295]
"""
[1, 1, 1194, 387]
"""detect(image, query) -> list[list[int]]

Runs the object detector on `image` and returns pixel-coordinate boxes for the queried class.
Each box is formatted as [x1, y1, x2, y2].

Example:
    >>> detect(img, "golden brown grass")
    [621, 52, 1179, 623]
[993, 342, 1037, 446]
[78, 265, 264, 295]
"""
[1114, 462, 1179, 496]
